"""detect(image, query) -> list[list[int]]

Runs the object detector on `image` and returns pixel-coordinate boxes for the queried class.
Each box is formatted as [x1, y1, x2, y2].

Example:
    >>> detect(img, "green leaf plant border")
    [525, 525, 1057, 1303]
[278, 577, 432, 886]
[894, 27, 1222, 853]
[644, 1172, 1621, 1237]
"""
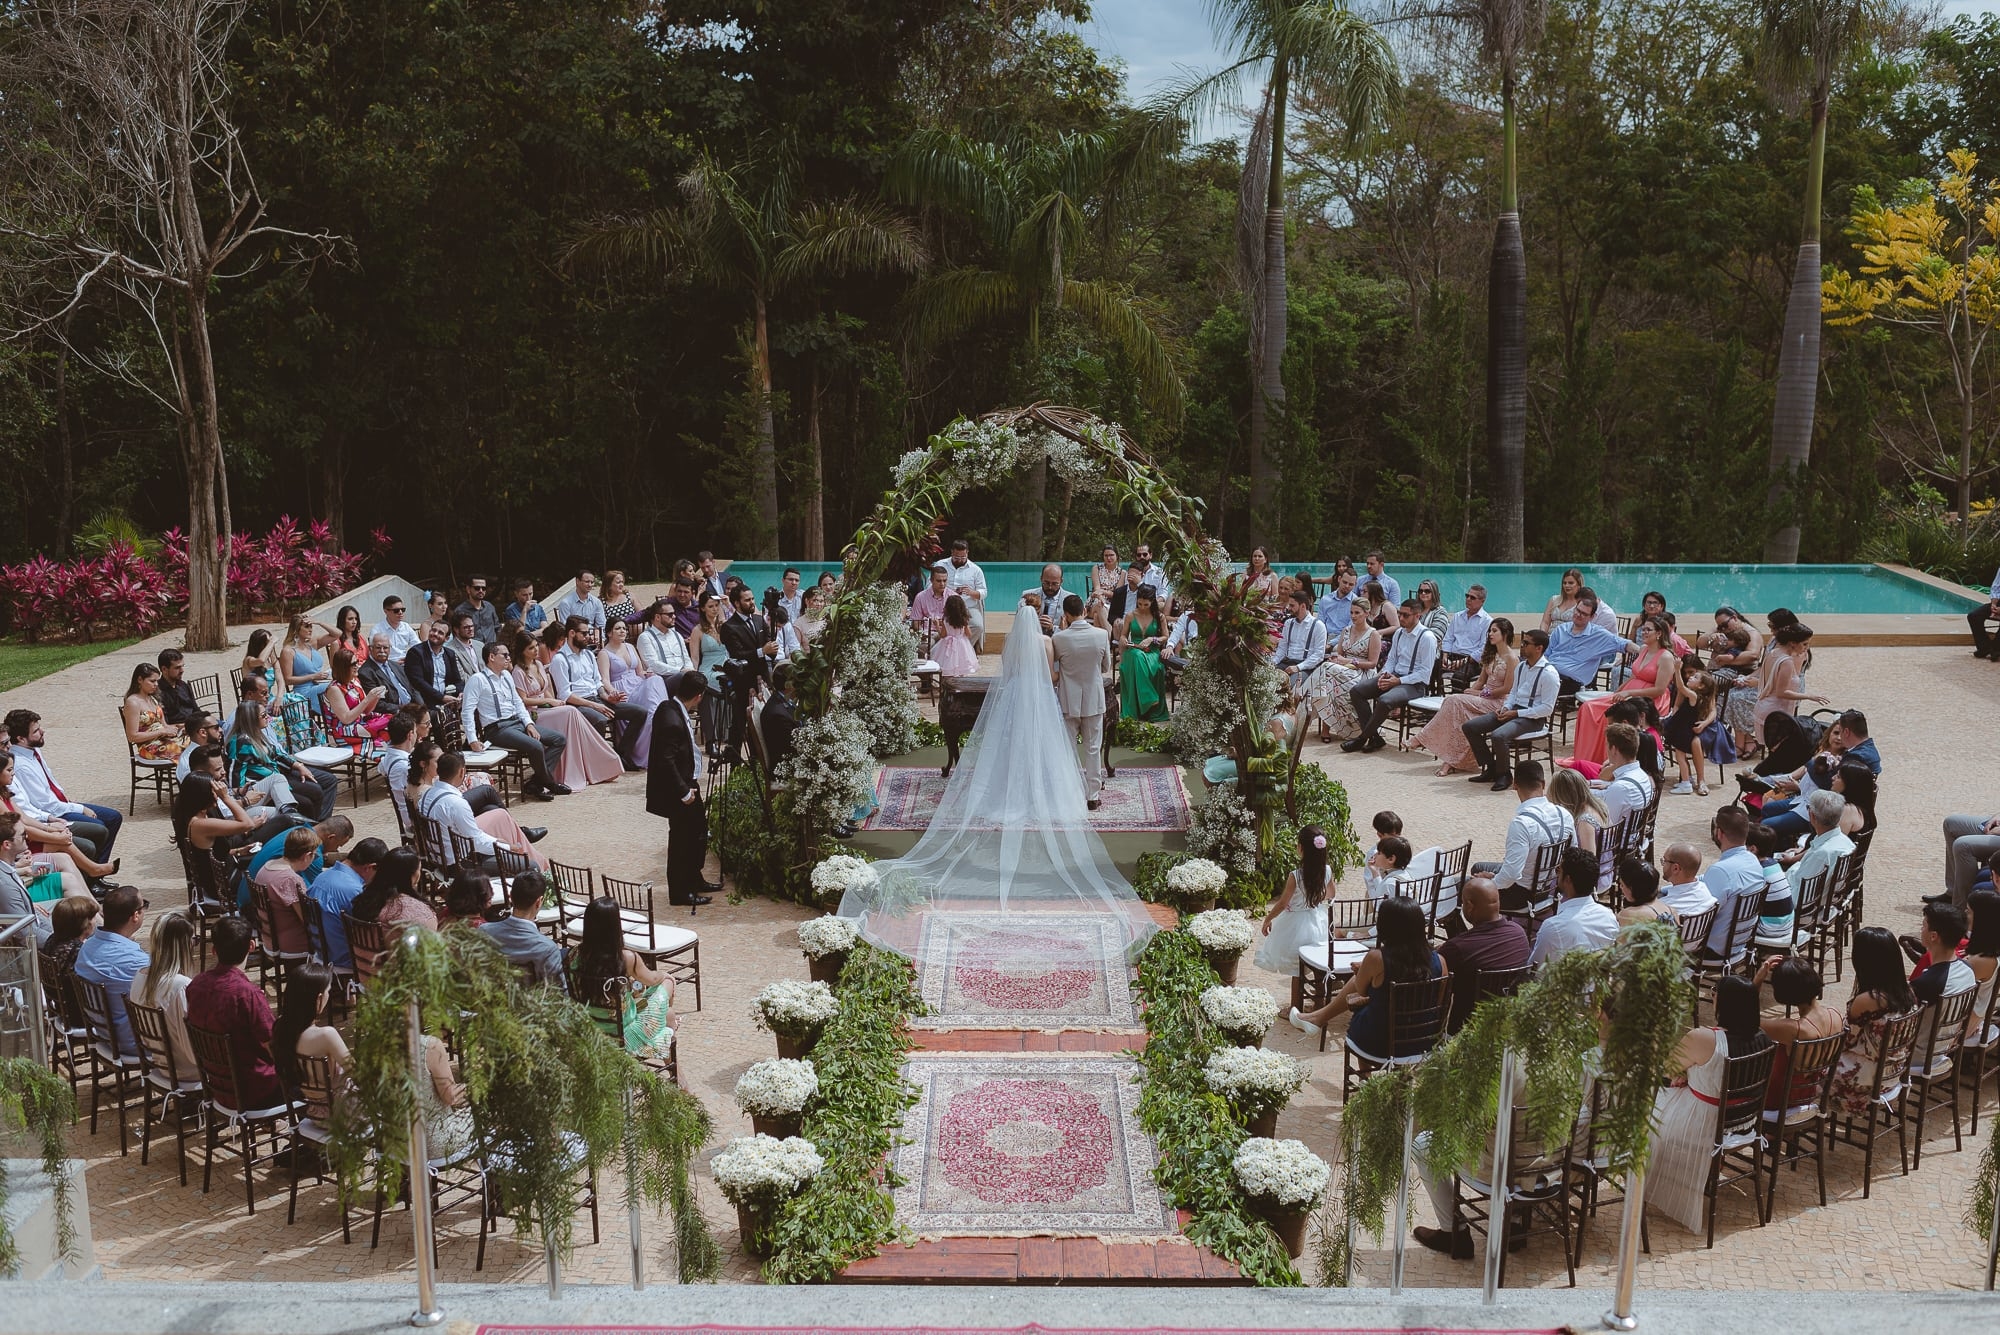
[0, 1056, 78, 1277]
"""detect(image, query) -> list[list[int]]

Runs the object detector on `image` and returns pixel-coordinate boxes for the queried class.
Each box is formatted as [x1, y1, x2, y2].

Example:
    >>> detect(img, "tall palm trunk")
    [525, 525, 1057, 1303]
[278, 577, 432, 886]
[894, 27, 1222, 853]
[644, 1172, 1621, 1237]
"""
[803, 362, 824, 559]
[1763, 95, 1830, 565]
[749, 289, 781, 559]
[1486, 72, 1527, 562]
[1249, 59, 1291, 550]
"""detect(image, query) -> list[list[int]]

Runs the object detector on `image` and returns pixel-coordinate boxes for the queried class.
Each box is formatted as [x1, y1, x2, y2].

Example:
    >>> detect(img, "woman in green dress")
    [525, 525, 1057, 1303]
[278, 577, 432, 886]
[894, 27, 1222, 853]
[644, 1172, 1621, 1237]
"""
[1118, 585, 1171, 723]
[573, 896, 678, 1060]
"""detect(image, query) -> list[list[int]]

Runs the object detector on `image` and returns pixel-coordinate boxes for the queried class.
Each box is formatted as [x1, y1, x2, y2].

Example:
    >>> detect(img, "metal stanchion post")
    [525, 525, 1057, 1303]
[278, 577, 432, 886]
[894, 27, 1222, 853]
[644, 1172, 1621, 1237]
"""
[626, 1082, 645, 1292]
[402, 956, 443, 1328]
[1986, 1171, 1999, 1292]
[1602, 1166, 1645, 1331]
[1482, 1050, 1517, 1305]
[545, 1240, 563, 1299]
[1389, 1099, 1415, 1295]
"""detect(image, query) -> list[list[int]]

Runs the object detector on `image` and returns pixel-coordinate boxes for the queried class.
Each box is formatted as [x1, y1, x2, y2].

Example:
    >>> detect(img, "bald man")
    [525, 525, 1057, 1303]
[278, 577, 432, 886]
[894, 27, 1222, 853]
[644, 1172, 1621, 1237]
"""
[1437, 875, 1530, 1032]
[1036, 563, 1068, 635]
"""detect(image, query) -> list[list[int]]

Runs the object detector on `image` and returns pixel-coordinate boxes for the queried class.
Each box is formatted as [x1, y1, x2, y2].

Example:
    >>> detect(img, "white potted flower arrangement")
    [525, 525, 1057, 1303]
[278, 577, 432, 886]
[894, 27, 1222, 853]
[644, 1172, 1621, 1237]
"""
[753, 979, 840, 1059]
[1200, 985, 1279, 1047]
[1164, 856, 1229, 915]
[711, 1133, 825, 1257]
[809, 854, 878, 912]
[797, 914, 861, 983]
[1185, 907, 1255, 984]
[733, 1058, 820, 1140]
[1231, 1137, 1330, 1256]
[1202, 1045, 1307, 1139]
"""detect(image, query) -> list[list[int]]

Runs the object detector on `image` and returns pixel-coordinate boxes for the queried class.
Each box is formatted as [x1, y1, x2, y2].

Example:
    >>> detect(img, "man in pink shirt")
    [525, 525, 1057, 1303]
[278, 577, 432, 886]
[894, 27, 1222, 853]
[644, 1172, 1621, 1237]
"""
[185, 916, 284, 1111]
[252, 826, 319, 957]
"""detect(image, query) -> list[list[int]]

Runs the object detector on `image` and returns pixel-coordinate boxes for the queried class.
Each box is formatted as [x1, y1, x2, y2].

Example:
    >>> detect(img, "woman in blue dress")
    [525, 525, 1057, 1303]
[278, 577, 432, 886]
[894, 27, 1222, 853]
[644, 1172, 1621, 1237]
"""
[1288, 895, 1447, 1056]
[279, 613, 335, 708]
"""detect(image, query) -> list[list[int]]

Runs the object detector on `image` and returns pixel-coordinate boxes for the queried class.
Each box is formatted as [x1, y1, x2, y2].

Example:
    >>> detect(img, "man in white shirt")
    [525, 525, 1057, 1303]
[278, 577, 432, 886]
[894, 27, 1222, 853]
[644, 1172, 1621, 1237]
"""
[1130, 543, 1172, 605]
[1343, 599, 1439, 754]
[1315, 567, 1359, 639]
[551, 617, 648, 769]
[1599, 725, 1655, 828]
[639, 598, 693, 678]
[1526, 848, 1619, 967]
[6, 708, 122, 868]
[942, 541, 987, 649]
[1162, 604, 1199, 671]
[552, 569, 607, 637]
[370, 592, 421, 662]
[1474, 760, 1576, 912]
[1439, 585, 1492, 688]
[1361, 551, 1400, 605]
[777, 567, 804, 624]
[1271, 589, 1328, 695]
[415, 751, 512, 871]
[1700, 806, 1767, 959]
[1659, 843, 1718, 918]
[1462, 629, 1558, 788]
[175, 713, 222, 783]
[460, 641, 570, 800]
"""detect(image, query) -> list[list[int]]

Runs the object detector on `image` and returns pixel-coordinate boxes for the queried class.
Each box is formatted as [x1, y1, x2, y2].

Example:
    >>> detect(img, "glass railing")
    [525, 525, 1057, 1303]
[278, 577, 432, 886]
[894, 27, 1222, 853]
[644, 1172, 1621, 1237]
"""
[0, 914, 47, 1067]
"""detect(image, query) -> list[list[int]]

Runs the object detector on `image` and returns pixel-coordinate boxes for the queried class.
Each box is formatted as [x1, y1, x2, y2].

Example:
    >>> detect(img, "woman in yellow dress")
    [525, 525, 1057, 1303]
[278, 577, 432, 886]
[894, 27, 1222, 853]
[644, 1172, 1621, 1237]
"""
[121, 663, 188, 761]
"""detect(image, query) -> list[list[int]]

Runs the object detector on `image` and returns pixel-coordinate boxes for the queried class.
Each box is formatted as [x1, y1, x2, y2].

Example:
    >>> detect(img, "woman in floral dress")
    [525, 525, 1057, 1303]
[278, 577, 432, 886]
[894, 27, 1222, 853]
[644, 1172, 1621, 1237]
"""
[121, 663, 189, 761]
[1305, 600, 1381, 743]
[1412, 619, 1516, 774]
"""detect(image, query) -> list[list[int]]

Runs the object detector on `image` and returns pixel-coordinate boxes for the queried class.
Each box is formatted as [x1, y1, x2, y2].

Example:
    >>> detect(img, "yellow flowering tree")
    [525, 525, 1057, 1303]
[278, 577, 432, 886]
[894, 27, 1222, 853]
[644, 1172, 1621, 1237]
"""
[1824, 148, 2000, 518]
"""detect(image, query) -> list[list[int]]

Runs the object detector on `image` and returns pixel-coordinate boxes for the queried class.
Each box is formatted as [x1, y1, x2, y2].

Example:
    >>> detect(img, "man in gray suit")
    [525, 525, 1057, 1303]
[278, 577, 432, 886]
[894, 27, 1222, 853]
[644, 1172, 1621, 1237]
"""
[1050, 594, 1113, 810]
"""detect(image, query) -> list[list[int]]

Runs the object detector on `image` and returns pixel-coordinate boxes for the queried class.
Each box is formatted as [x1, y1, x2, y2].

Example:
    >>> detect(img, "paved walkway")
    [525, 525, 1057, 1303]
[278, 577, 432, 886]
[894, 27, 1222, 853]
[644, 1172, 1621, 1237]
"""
[4, 627, 1996, 1290]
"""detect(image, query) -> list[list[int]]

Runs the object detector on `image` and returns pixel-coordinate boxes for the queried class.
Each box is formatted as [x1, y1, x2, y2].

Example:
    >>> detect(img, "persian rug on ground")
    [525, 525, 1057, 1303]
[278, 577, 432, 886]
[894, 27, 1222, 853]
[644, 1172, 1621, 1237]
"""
[862, 765, 1191, 833]
[910, 913, 1140, 1030]
[890, 1051, 1174, 1237]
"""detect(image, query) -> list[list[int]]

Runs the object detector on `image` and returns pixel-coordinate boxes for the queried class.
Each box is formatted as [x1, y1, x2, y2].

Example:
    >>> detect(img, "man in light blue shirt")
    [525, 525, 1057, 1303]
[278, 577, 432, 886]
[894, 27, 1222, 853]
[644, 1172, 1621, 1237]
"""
[1545, 597, 1628, 694]
[74, 887, 149, 1059]
[552, 569, 607, 638]
[1700, 807, 1768, 959]
[1316, 567, 1359, 639]
[1527, 848, 1619, 967]
[1344, 599, 1438, 754]
[1361, 551, 1400, 606]
[309, 837, 385, 972]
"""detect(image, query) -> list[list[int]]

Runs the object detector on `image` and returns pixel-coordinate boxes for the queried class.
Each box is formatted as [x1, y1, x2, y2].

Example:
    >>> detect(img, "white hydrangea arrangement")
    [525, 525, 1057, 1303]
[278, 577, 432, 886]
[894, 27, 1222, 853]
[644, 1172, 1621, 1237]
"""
[933, 417, 1024, 493]
[1232, 1137, 1331, 1209]
[1202, 1045, 1307, 1116]
[753, 979, 841, 1038]
[797, 913, 861, 959]
[807, 855, 878, 911]
[1040, 430, 1106, 493]
[710, 1133, 825, 1205]
[1184, 908, 1255, 953]
[733, 1059, 820, 1117]
[891, 447, 936, 490]
[827, 584, 921, 756]
[1164, 857, 1229, 903]
[779, 711, 878, 837]
[1187, 783, 1261, 879]
[1200, 985, 1279, 1041]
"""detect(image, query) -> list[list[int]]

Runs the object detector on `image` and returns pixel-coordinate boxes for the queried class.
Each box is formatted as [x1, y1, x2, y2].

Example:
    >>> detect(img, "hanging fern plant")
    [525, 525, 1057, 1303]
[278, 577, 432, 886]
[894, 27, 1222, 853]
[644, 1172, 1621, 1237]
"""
[325, 925, 721, 1281]
[0, 1057, 77, 1277]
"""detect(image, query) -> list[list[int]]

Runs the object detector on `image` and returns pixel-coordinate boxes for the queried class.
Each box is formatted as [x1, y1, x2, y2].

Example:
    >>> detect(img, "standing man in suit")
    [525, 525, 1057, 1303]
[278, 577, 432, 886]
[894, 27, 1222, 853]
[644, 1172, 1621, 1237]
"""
[1050, 595, 1113, 811]
[761, 664, 800, 775]
[647, 672, 715, 907]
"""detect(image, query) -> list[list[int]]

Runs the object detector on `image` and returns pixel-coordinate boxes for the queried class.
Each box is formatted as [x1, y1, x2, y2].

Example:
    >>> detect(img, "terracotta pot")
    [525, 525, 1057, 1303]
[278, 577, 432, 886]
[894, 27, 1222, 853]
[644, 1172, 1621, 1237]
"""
[1221, 1025, 1267, 1050]
[774, 1029, 820, 1061]
[806, 950, 849, 985]
[735, 1201, 770, 1257]
[1180, 895, 1219, 916]
[1248, 1194, 1310, 1257]
[1246, 1106, 1279, 1140]
[1204, 947, 1242, 985]
[751, 1111, 802, 1140]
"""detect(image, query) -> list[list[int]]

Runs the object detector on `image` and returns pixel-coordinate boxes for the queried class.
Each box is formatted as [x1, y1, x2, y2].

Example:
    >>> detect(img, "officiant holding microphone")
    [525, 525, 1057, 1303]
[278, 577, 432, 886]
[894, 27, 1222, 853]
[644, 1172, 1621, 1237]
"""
[1051, 595, 1113, 811]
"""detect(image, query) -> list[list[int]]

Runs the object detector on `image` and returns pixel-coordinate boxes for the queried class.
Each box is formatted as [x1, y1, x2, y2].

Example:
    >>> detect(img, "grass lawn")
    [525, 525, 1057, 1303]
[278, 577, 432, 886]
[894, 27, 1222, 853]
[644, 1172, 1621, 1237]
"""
[0, 636, 140, 693]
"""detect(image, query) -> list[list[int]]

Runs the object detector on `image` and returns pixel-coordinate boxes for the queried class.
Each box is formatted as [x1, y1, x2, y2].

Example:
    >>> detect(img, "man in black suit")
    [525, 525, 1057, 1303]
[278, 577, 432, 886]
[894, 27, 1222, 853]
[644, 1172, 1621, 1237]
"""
[762, 664, 800, 774]
[402, 618, 463, 729]
[156, 648, 202, 727]
[720, 583, 778, 683]
[646, 672, 716, 907]
[359, 633, 416, 711]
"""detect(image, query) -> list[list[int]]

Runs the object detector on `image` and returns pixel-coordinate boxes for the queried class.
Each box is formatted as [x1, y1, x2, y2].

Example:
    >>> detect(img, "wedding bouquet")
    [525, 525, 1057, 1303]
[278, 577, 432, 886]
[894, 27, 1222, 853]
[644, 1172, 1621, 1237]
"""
[710, 1133, 825, 1206]
[1184, 908, 1255, 954]
[733, 1059, 820, 1117]
[1199, 985, 1279, 1043]
[810, 855, 878, 905]
[797, 915, 861, 960]
[1232, 1137, 1331, 1209]
[1202, 1046, 1307, 1117]
[1164, 857, 1229, 904]
[753, 979, 840, 1038]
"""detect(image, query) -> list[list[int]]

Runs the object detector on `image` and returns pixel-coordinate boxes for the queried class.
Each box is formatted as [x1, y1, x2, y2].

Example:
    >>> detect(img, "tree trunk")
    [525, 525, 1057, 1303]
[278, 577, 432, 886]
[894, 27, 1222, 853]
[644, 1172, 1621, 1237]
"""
[1009, 455, 1048, 559]
[803, 363, 825, 559]
[322, 437, 346, 549]
[180, 290, 230, 650]
[1249, 60, 1290, 551]
[1958, 363, 1976, 520]
[53, 340, 74, 551]
[1763, 99, 1830, 564]
[1486, 76, 1526, 563]
[751, 291, 781, 559]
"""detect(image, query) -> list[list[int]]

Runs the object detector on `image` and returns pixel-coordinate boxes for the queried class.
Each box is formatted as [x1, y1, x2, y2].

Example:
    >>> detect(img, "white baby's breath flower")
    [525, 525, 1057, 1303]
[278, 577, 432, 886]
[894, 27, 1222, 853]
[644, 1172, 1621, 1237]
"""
[733, 1059, 820, 1116]
[1166, 858, 1229, 899]
[1202, 1046, 1306, 1116]
[1232, 1137, 1330, 1208]
[1185, 908, 1255, 953]
[753, 979, 840, 1036]
[797, 914, 861, 959]
[1200, 985, 1279, 1039]
[710, 1133, 825, 1204]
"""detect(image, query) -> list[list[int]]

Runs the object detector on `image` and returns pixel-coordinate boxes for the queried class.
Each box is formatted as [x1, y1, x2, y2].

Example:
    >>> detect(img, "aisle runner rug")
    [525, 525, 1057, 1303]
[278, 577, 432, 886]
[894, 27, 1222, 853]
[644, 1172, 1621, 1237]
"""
[911, 913, 1139, 1030]
[890, 1051, 1173, 1237]
[862, 765, 1191, 833]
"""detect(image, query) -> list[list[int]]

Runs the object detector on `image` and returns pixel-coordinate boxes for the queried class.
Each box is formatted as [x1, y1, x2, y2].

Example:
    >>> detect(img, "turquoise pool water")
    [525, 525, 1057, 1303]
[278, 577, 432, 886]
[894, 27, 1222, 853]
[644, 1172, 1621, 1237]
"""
[714, 562, 1979, 617]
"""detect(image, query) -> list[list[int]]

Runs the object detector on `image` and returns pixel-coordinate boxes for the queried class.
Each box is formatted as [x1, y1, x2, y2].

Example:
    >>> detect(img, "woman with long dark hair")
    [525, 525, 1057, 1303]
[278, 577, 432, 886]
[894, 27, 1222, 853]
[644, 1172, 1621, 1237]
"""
[350, 846, 436, 929]
[1753, 954, 1846, 1112]
[322, 647, 389, 748]
[1833, 763, 1877, 838]
[1963, 888, 2000, 1047]
[1648, 974, 1773, 1232]
[121, 662, 188, 762]
[1116, 584, 1170, 722]
[1828, 926, 1920, 1116]
[1255, 824, 1335, 1000]
[333, 605, 366, 657]
[1412, 618, 1516, 774]
[272, 962, 349, 1116]
[1288, 896, 1444, 1053]
[1615, 857, 1674, 926]
[572, 896, 677, 1059]
[170, 774, 260, 865]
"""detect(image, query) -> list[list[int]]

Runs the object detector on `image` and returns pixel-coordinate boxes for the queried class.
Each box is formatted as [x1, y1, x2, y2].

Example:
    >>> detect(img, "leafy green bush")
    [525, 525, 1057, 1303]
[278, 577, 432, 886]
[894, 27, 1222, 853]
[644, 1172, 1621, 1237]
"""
[1114, 716, 1174, 752]
[1188, 761, 1364, 911]
[0, 1057, 77, 1275]
[1861, 483, 2000, 586]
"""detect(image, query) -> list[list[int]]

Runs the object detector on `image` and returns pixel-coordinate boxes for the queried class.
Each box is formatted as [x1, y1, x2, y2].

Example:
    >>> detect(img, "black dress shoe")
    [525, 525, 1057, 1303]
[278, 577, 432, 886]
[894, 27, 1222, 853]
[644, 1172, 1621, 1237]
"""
[1922, 892, 1951, 905]
[521, 826, 548, 844]
[1468, 769, 1496, 783]
[93, 877, 128, 892]
[1339, 737, 1365, 753]
[702, 880, 723, 893]
[669, 893, 714, 908]
[1087, 798, 1102, 810]
[1489, 773, 1514, 791]
[544, 782, 573, 796]
[523, 787, 555, 802]
[1359, 734, 1386, 753]
[1413, 1225, 1474, 1260]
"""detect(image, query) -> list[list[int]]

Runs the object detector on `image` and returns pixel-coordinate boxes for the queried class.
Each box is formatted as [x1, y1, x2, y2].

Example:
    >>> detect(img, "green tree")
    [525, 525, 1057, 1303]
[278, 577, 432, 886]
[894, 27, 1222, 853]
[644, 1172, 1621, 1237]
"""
[567, 150, 926, 558]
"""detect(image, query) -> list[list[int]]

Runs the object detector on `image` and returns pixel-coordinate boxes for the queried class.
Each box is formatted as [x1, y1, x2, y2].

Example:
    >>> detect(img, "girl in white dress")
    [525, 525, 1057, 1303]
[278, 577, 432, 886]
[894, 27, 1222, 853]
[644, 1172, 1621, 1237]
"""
[1646, 975, 1773, 1234]
[1256, 824, 1333, 1008]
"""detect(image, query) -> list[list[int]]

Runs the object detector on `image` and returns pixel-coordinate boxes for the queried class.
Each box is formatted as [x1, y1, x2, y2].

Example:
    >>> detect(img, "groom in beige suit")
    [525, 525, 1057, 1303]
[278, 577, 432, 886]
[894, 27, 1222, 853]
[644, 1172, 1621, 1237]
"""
[1050, 593, 1113, 810]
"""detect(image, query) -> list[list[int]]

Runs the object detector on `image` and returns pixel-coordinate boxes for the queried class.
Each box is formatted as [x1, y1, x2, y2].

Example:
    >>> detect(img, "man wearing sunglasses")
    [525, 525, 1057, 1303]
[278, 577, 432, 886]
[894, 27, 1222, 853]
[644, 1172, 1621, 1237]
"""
[1440, 585, 1492, 689]
[371, 593, 421, 663]
[453, 574, 500, 644]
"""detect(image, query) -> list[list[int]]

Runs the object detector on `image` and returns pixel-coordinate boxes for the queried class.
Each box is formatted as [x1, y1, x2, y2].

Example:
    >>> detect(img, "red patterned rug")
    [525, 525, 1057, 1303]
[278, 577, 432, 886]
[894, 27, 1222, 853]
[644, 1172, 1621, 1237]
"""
[910, 913, 1140, 1030]
[862, 765, 1191, 833]
[890, 1052, 1173, 1237]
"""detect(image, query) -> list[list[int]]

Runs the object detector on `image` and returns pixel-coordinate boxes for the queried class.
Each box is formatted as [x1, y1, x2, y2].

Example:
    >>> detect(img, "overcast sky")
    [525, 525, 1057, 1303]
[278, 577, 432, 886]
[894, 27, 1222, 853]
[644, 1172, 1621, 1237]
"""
[1078, 0, 2000, 104]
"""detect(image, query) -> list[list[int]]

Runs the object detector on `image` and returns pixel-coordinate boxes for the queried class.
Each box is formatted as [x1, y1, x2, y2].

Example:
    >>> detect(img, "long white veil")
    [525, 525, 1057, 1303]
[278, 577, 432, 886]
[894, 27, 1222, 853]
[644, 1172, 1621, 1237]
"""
[836, 599, 1159, 970]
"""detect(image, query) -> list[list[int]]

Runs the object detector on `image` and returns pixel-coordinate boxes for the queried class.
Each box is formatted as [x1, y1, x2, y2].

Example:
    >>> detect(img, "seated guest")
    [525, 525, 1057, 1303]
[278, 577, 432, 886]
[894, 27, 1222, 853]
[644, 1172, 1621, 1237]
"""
[1436, 876, 1529, 1028]
[169, 775, 264, 898]
[552, 569, 607, 638]
[309, 837, 385, 972]
[1598, 724, 1655, 831]
[75, 886, 149, 1058]
[1271, 588, 1327, 698]
[1779, 789, 1853, 901]
[402, 617, 464, 718]
[156, 648, 201, 727]
[1527, 849, 1620, 966]
[762, 664, 801, 774]
[132, 912, 201, 1078]
[1414, 618, 1515, 774]
[1316, 567, 1359, 640]
[1288, 895, 1444, 1044]
[235, 674, 338, 819]
[1962, 888, 2000, 1046]
[239, 628, 280, 687]
[1460, 629, 1558, 787]
[1615, 857, 1676, 927]
[1544, 596, 1626, 696]
[1117, 585, 1172, 723]
[1910, 901, 1977, 1061]
[1746, 820, 1796, 944]
[1570, 617, 1677, 769]
[1361, 835, 1416, 902]
[349, 846, 437, 931]
[184, 915, 283, 1111]
[1828, 927, 1921, 1114]
[370, 593, 421, 663]
[251, 826, 320, 957]
[0, 813, 54, 943]
[1342, 600, 1439, 755]
[1161, 599, 1199, 671]
[463, 640, 572, 800]
[452, 575, 501, 645]
[7, 707, 123, 864]
[638, 598, 694, 678]
[271, 962, 350, 1120]
[225, 700, 317, 815]
[322, 648, 390, 748]
[505, 577, 547, 635]
[1475, 761, 1574, 912]
[480, 871, 564, 985]
[1305, 599, 1383, 744]
[572, 895, 678, 1060]
[438, 872, 496, 928]
[409, 745, 546, 867]
[176, 716, 221, 782]
[1658, 842, 1718, 918]
[38, 893, 97, 991]
[442, 612, 484, 683]
[552, 615, 649, 770]
[1699, 806, 1765, 958]
[1360, 550, 1399, 606]
[1754, 955, 1846, 1113]
[358, 633, 417, 711]
[1648, 975, 1773, 1234]
[507, 633, 615, 791]
[1833, 763, 1876, 840]
[1412, 579, 1450, 643]
[278, 614, 336, 708]
[2, 753, 116, 891]
[1547, 767, 1606, 862]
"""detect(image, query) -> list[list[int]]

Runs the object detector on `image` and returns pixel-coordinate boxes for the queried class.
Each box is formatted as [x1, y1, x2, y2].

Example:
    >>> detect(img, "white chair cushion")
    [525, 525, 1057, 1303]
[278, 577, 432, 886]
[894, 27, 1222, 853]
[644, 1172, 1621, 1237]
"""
[295, 746, 356, 767]
[1405, 696, 1446, 714]
[1298, 940, 1370, 975]
[625, 924, 698, 954]
[1515, 726, 1550, 742]
[461, 747, 509, 766]
[912, 660, 941, 675]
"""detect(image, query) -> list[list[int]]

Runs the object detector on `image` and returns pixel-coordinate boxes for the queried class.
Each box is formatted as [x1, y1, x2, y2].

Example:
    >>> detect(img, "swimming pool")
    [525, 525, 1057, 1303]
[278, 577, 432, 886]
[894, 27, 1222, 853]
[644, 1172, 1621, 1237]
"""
[713, 562, 1981, 617]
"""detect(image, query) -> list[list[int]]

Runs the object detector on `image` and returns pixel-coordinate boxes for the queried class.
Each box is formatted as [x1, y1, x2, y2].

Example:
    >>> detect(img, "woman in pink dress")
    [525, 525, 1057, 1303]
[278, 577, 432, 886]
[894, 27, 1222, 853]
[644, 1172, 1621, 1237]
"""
[408, 744, 549, 870]
[509, 626, 623, 788]
[322, 649, 390, 748]
[1412, 619, 1517, 774]
[600, 618, 670, 768]
[931, 595, 980, 676]
[1571, 616, 1679, 768]
[1753, 623, 1826, 734]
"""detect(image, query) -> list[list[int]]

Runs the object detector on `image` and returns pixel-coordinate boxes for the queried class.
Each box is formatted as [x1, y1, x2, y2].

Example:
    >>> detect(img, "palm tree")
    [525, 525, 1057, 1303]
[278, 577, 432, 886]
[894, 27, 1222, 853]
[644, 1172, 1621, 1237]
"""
[888, 128, 1186, 554]
[567, 149, 926, 559]
[1759, 0, 1869, 564]
[1148, 1, 1398, 547]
